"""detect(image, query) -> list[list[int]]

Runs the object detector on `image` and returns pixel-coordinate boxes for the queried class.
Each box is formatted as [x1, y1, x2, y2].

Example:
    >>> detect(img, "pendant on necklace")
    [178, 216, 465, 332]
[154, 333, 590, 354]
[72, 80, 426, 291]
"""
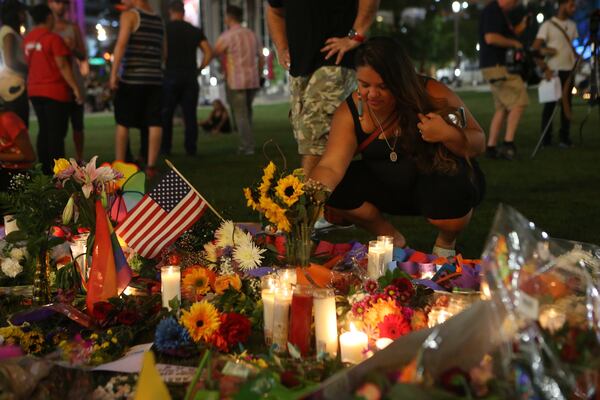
[389, 151, 398, 162]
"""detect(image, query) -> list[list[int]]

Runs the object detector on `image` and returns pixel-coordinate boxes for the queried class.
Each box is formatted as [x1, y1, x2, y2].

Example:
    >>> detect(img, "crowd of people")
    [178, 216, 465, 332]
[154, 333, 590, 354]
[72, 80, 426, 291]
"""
[0, 0, 582, 254]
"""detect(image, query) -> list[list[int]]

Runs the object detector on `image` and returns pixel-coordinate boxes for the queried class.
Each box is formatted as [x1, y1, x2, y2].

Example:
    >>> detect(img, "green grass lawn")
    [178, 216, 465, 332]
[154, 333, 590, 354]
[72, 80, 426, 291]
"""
[30, 90, 600, 258]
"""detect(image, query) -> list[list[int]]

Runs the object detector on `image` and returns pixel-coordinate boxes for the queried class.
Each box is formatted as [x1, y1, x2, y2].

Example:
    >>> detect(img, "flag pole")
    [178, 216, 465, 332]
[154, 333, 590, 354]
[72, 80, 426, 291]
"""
[164, 159, 226, 222]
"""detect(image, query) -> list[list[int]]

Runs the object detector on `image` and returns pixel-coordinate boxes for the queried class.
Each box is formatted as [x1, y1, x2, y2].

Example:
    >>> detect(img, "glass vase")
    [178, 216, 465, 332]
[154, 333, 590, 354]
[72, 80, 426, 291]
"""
[32, 249, 51, 305]
[285, 223, 313, 268]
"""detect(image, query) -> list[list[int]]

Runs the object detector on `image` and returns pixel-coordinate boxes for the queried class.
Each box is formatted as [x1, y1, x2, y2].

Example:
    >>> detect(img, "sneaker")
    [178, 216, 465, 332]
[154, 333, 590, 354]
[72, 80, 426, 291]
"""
[485, 146, 498, 159]
[313, 217, 354, 233]
[558, 139, 573, 148]
[498, 142, 516, 160]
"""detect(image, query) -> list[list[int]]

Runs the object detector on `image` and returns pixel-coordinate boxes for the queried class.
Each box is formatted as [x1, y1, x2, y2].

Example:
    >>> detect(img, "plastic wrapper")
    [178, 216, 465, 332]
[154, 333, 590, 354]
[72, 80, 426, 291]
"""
[480, 204, 600, 399]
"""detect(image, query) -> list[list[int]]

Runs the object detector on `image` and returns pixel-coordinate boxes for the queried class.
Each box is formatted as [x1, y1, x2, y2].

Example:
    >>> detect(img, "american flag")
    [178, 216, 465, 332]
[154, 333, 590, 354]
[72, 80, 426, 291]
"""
[116, 170, 206, 258]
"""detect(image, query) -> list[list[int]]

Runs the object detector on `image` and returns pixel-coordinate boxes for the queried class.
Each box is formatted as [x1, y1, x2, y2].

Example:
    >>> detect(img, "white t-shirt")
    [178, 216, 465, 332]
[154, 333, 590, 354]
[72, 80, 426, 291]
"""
[536, 17, 578, 71]
[0, 25, 26, 78]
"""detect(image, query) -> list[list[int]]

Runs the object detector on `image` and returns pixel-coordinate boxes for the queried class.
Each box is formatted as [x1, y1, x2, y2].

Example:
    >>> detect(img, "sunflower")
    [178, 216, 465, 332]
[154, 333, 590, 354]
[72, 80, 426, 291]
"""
[259, 196, 291, 232]
[259, 162, 276, 195]
[182, 267, 214, 300]
[275, 175, 304, 207]
[243, 187, 262, 211]
[180, 301, 221, 343]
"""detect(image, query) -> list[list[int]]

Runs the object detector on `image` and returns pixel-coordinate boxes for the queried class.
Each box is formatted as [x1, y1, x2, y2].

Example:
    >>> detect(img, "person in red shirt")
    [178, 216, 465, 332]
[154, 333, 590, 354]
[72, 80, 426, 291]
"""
[23, 4, 82, 175]
[0, 69, 35, 190]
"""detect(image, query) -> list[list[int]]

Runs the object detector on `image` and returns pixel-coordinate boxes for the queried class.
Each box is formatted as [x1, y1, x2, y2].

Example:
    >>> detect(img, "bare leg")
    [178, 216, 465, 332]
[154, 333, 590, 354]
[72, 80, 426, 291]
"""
[427, 209, 472, 250]
[115, 124, 129, 161]
[504, 105, 526, 142]
[487, 108, 506, 147]
[329, 203, 406, 248]
[73, 130, 84, 161]
[302, 155, 321, 176]
[147, 125, 162, 167]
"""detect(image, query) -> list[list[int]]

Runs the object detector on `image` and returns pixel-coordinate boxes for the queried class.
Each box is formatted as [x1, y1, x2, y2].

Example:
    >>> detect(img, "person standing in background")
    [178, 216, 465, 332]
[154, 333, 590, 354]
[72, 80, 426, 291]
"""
[48, 0, 88, 162]
[266, 0, 379, 175]
[215, 5, 263, 156]
[23, 4, 82, 175]
[479, 0, 529, 160]
[161, 0, 213, 157]
[110, 0, 164, 179]
[0, 0, 29, 127]
[532, 0, 578, 148]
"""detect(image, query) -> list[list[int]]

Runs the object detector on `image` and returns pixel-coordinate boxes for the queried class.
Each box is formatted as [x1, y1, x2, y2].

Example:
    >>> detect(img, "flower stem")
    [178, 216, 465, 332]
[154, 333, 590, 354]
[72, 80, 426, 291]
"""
[184, 349, 211, 400]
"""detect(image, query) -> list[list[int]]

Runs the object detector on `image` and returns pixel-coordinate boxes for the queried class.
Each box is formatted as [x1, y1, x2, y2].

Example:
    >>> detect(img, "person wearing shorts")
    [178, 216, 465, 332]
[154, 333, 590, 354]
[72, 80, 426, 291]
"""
[110, 0, 164, 178]
[479, 0, 529, 160]
[266, 0, 379, 175]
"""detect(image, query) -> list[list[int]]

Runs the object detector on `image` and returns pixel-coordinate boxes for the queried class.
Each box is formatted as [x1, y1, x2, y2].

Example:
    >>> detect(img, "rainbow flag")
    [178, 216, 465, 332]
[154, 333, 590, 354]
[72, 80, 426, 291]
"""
[86, 200, 132, 315]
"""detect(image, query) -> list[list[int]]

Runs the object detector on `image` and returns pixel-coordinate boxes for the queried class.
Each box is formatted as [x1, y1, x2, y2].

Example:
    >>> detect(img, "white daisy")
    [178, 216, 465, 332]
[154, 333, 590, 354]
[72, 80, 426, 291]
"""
[233, 240, 266, 271]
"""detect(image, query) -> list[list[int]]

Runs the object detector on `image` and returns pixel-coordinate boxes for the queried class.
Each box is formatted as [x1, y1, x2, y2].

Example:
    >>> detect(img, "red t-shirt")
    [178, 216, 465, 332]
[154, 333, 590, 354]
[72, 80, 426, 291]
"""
[23, 27, 72, 102]
[0, 111, 31, 169]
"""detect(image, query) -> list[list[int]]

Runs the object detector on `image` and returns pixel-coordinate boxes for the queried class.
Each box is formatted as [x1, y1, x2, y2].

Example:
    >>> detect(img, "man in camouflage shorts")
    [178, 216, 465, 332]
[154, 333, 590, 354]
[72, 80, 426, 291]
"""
[266, 0, 379, 175]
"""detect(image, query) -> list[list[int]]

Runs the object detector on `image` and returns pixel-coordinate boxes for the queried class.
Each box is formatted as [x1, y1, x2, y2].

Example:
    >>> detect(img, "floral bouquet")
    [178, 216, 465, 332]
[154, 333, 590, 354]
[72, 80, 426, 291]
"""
[243, 162, 329, 267]
[0, 240, 29, 285]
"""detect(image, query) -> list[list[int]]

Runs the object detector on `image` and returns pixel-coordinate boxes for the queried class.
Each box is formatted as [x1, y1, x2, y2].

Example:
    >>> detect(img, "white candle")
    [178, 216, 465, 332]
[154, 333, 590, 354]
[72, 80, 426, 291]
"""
[375, 337, 393, 350]
[277, 268, 297, 287]
[313, 288, 338, 357]
[539, 307, 566, 333]
[272, 287, 292, 353]
[262, 289, 275, 345]
[3, 215, 18, 235]
[340, 323, 368, 364]
[161, 266, 181, 310]
[70, 234, 89, 279]
[377, 235, 394, 269]
[368, 241, 386, 279]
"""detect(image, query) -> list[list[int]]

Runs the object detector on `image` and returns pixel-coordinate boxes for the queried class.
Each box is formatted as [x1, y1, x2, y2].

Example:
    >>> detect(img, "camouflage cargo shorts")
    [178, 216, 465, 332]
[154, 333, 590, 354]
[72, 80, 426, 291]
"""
[289, 66, 356, 155]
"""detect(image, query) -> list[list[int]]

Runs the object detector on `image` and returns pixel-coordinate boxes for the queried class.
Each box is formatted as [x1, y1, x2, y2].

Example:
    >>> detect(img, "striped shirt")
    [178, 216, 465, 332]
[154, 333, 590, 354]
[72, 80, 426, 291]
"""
[216, 24, 260, 90]
[121, 8, 164, 85]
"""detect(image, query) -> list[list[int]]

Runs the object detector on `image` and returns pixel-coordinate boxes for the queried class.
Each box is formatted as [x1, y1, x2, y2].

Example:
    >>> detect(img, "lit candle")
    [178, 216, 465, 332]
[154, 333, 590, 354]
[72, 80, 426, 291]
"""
[539, 306, 566, 333]
[375, 337, 393, 350]
[277, 268, 297, 288]
[3, 215, 18, 235]
[313, 288, 338, 357]
[340, 322, 368, 364]
[261, 275, 277, 346]
[70, 233, 89, 279]
[272, 286, 292, 353]
[368, 240, 386, 279]
[161, 265, 181, 310]
[377, 235, 394, 268]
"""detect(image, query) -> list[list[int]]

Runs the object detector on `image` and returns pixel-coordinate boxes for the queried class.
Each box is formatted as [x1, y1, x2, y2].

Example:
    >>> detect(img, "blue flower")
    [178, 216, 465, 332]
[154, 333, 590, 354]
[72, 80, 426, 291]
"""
[154, 317, 191, 352]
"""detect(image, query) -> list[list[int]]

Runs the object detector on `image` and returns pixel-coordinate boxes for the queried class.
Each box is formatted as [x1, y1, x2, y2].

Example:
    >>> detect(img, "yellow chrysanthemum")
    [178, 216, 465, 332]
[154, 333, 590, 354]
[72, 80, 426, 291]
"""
[275, 175, 304, 207]
[213, 274, 242, 294]
[180, 301, 221, 342]
[259, 196, 291, 232]
[182, 267, 213, 297]
[53, 158, 70, 175]
[243, 187, 262, 211]
[259, 161, 276, 195]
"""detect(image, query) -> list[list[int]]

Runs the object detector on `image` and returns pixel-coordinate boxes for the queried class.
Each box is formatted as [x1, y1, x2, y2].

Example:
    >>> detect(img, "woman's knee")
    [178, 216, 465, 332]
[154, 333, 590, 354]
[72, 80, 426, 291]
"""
[427, 209, 473, 232]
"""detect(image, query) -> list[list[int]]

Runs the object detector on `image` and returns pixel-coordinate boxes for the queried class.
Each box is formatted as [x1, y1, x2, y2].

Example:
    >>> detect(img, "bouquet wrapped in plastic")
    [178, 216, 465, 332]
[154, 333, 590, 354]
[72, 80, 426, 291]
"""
[310, 205, 600, 399]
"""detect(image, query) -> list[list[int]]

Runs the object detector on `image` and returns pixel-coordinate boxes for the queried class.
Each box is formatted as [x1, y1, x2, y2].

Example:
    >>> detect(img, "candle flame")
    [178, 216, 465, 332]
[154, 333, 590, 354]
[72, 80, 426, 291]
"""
[349, 322, 357, 332]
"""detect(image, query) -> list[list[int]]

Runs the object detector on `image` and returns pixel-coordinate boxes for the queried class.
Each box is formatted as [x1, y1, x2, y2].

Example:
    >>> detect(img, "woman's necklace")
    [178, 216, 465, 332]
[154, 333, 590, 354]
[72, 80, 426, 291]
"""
[369, 108, 400, 162]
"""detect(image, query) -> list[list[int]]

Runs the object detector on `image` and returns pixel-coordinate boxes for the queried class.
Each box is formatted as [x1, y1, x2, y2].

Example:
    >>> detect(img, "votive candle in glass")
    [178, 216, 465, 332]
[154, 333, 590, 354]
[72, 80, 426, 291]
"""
[261, 275, 277, 346]
[272, 286, 293, 353]
[340, 322, 368, 364]
[313, 288, 338, 357]
[161, 265, 180, 310]
[377, 235, 394, 269]
[368, 240, 386, 279]
[288, 285, 314, 356]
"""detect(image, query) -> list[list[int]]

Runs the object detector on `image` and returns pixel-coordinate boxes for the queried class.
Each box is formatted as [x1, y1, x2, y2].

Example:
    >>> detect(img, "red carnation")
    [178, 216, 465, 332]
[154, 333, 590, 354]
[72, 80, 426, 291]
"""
[377, 313, 411, 340]
[212, 312, 251, 352]
[92, 301, 114, 322]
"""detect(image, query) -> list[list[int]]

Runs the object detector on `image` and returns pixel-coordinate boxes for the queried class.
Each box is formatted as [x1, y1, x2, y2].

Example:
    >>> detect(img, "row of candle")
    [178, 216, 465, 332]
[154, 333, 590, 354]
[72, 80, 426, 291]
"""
[367, 236, 394, 279]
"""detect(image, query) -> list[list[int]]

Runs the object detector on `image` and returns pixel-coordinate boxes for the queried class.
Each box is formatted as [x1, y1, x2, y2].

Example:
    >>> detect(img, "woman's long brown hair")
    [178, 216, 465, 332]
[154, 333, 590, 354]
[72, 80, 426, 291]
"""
[355, 37, 469, 175]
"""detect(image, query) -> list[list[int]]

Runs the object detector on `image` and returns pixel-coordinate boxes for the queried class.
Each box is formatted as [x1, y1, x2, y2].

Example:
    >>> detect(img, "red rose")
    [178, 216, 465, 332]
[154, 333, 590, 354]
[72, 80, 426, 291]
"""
[280, 370, 301, 388]
[117, 310, 139, 325]
[92, 301, 114, 322]
[214, 312, 252, 352]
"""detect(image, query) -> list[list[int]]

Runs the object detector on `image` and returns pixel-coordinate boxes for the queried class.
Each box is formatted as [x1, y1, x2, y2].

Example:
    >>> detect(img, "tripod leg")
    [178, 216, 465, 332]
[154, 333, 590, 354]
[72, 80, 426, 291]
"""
[531, 103, 559, 158]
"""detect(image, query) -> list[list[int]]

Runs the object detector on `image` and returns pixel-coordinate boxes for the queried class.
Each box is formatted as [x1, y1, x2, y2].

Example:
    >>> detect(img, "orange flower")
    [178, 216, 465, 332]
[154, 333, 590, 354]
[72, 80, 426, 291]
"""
[213, 274, 242, 294]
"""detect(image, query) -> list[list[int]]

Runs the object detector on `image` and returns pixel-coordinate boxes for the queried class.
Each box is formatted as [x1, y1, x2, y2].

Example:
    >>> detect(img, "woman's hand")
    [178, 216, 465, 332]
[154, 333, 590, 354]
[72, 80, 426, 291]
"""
[417, 113, 457, 143]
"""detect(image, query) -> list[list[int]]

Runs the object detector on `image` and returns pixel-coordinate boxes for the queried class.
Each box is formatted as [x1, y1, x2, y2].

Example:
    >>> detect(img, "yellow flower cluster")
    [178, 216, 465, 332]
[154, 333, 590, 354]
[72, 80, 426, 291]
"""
[0, 326, 45, 354]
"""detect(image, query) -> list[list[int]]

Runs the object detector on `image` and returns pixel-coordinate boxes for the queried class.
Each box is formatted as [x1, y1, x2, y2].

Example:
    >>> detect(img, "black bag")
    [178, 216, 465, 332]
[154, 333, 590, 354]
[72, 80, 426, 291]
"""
[506, 47, 541, 86]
